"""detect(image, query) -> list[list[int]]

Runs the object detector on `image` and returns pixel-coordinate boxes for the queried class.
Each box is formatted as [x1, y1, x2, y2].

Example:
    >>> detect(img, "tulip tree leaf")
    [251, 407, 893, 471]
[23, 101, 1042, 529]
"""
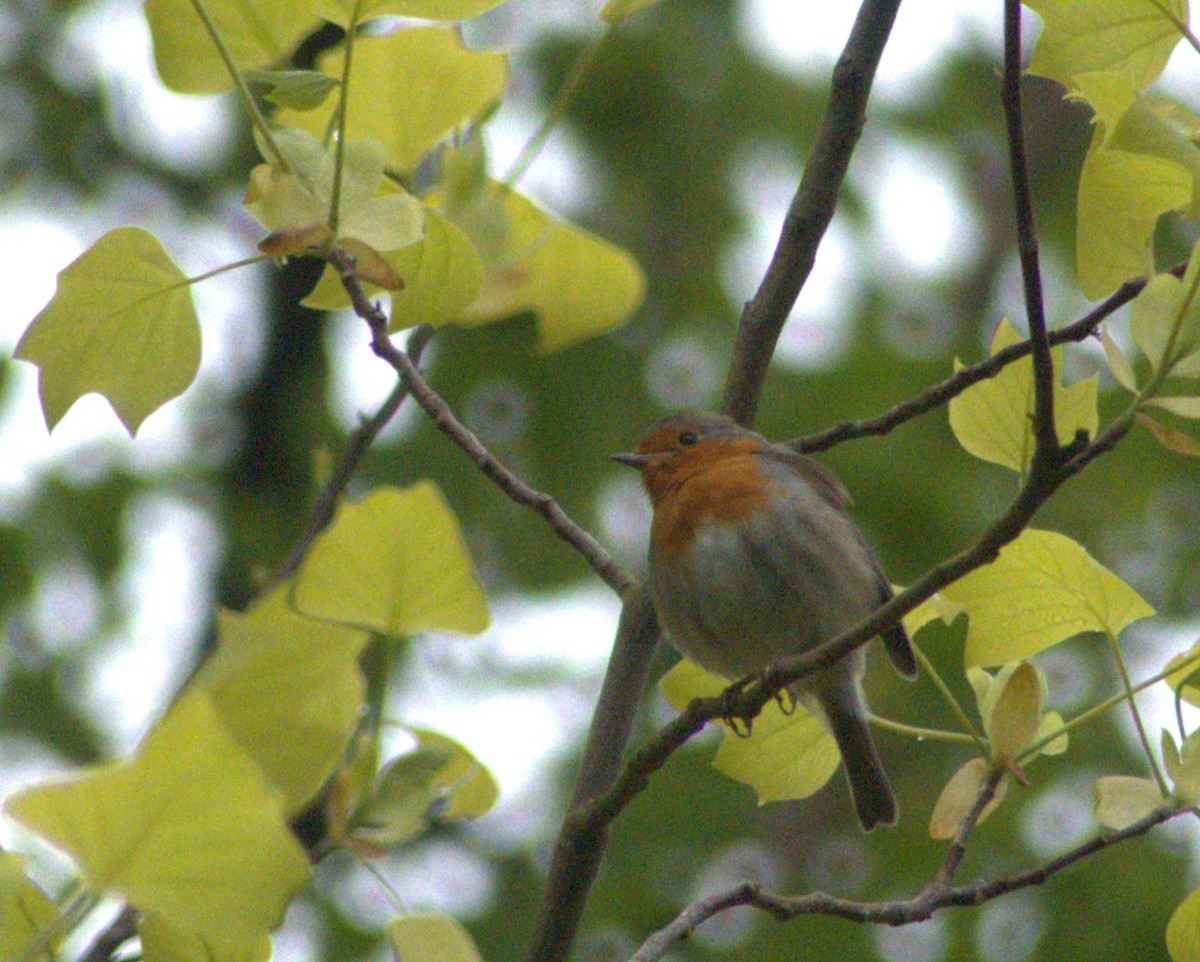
[660, 659, 840, 804]
[928, 758, 1007, 840]
[1168, 886, 1200, 962]
[943, 528, 1154, 667]
[139, 912, 272, 962]
[0, 852, 58, 960]
[387, 913, 484, 962]
[292, 482, 490, 638]
[1025, 0, 1186, 93]
[949, 319, 1098, 473]
[194, 586, 370, 816]
[280, 27, 508, 172]
[15, 227, 201, 435]
[1093, 775, 1165, 831]
[601, 0, 665, 23]
[145, 0, 319, 94]
[1131, 243, 1200, 378]
[4, 691, 310, 944]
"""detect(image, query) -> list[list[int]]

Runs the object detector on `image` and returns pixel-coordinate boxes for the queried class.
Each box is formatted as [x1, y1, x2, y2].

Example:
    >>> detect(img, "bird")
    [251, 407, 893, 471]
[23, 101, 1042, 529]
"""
[612, 411, 916, 830]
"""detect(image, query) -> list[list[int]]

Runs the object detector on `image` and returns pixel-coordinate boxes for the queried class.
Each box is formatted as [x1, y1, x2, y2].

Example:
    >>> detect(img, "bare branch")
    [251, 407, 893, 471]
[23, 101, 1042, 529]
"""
[721, 0, 904, 426]
[1001, 0, 1058, 468]
[329, 247, 634, 596]
[630, 805, 1189, 962]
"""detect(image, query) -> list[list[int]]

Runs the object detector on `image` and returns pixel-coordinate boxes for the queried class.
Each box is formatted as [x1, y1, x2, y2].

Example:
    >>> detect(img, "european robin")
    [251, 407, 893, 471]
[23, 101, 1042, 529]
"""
[613, 411, 916, 830]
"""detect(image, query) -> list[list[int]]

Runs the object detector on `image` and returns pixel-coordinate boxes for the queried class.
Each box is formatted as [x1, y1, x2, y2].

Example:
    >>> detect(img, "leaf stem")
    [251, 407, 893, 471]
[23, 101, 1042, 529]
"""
[187, 0, 287, 168]
[328, 0, 364, 236]
[866, 712, 976, 744]
[504, 25, 612, 190]
[911, 640, 990, 754]
[1105, 626, 1171, 794]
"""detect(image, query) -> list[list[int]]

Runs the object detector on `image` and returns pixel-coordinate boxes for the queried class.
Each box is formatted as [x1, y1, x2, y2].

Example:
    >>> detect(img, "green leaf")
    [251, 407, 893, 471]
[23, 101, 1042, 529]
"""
[1147, 396, 1200, 418]
[14, 227, 200, 435]
[194, 586, 370, 815]
[1093, 775, 1164, 830]
[1077, 128, 1191, 299]
[303, 205, 485, 327]
[1131, 246, 1200, 378]
[659, 660, 840, 804]
[409, 729, 499, 820]
[245, 130, 424, 255]
[145, 0, 319, 95]
[1169, 887, 1200, 962]
[1036, 711, 1069, 756]
[1025, 0, 1186, 93]
[292, 482, 490, 637]
[1102, 325, 1139, 392]
[244, 68, 338, 110]
[928, 758, 1007, 840]
[387, 913, 484, 962]
[1165, 639, 1200, 705]
[321, 0, 506, 23]
[601, 0, 664, 23]
[455, 186, 647, 352]
[944, 528, 1154, 667]
[139, 912, 272, 962]
[1165, 729, 1200, 805]
[985, 661, 1043, 763]
[902, 589, 965, 636]
[948, 319, 1098, 473]
[0, 852, 58, 961]
[4, 691, 310, 943]
[1137, 411, 1200, 456]
[279, 27, 508, 172]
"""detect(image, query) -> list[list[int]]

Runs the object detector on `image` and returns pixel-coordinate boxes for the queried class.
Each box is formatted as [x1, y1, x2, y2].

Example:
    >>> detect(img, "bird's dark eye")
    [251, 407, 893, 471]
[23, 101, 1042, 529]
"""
[678, 430, 698, 446]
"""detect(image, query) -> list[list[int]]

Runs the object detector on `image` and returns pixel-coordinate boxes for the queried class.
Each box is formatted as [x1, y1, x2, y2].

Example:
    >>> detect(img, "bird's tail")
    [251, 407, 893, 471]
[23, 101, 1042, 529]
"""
[820, 692, 898, 831]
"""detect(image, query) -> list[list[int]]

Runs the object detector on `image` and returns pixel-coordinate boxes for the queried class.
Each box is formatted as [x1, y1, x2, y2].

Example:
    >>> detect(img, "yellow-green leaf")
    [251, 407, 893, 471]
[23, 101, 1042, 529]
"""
[601, 0, 664, 23]
[1147, 397, 1200, 419]
[1036, 711, 1069, 756]
[387, 913, 483, 962]
[457, 187, 647, 352]
[944, 528, 1154, 667]
[4, 691, 309, 943]
[321, 0, 505, 23]
[194, 586, 370, 815]
[244, 68, 338, 111]
[1165, 639, 1200, 706]
[1102, 325, 1139, 393]
[1131, 244, 1200, 378]
[659, 659, 840, 804]
[986, 661, 1043, 763]
[928, 758, 1007, 840]
[1093, 775, 1165, 830]
[1137, 411, 1200, 456]
[948, 319, 1098, 473]
[1077, 129, 1191, 299]
[280, 27, 507, 172]
[902, 589, 964, 636]
[410, 728, 499, 820]
[14, 227, 201, 435]
[1025, 0, 1186, 93]
[1165, 729, 1200, 806]
[0, 852, 57, 961]
[139, 912, 272, 962]
[145, 0, 318, 94]
[1168, 887, 1200, 962]
[292, 482, 489, 637]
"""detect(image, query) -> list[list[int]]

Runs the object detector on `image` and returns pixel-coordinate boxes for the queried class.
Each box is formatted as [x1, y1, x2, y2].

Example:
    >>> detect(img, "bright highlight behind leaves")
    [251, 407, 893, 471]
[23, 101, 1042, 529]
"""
[292, 481, 490, 637]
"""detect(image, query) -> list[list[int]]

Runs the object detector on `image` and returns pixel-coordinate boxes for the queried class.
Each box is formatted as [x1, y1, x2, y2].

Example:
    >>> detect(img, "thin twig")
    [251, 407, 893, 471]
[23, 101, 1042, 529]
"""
[328, 246, 634, 597]
[933, 764, 1005, 887]
[792, 274, 1155, 453]
[1001, 0, 1058, 469]
[629, 805, 1187, 961]
[271, 325, 435, 586]
[721, 0, 904, 426]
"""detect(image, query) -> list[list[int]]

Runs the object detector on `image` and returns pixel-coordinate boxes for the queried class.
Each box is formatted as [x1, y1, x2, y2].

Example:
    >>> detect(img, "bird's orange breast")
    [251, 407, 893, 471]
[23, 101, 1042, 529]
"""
[647, 440, 781, 559]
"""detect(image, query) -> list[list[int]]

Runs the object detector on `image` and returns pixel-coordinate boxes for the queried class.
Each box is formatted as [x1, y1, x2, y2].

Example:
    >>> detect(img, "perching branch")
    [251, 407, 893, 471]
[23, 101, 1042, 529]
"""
[630, 802, 1188, 962]
[328, 248, 633, 596]
[720, 0, 903, 427]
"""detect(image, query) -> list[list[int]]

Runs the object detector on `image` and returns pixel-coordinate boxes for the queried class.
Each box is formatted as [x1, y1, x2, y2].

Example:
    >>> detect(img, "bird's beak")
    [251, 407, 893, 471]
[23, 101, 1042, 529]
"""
[610, 452, 650, 469]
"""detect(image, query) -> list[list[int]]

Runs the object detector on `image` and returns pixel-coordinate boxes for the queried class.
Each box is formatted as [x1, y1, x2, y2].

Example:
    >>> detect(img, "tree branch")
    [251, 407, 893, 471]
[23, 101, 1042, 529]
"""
[328, 247, 634, 597]
[721, 0, 903, 426]
[1001, 0, 1059, 471]
[629, 805, 1188, 961]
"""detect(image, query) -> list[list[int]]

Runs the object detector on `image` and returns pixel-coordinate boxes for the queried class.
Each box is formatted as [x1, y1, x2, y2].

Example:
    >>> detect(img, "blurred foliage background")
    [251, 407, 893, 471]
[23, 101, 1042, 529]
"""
[3, 0, 1200, 960]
